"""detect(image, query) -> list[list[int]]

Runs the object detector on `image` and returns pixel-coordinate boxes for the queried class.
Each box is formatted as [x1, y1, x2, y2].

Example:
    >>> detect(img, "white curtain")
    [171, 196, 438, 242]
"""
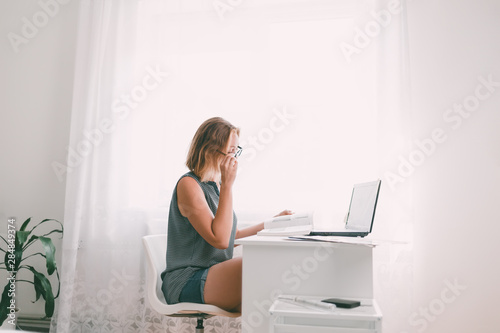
[51, 0, 174, 331]
[52, 0, 413, 332]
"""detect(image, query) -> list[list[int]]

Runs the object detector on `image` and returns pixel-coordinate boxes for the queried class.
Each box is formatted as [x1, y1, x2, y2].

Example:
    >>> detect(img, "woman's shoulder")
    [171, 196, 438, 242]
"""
[176, 173, 206, 207]
[177, 171, 216, 195]
[176, 171, 198, 184]
[177, 172, 202, 192]
[180, 171, 199, 181]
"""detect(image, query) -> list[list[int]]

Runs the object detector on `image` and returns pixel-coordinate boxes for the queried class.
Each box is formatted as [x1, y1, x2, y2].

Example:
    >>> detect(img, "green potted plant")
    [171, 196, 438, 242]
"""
[0, 217, 63, 326]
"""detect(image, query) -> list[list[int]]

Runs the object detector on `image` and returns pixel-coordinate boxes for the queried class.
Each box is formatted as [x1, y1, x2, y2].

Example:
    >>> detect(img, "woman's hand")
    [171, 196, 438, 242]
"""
[220, 154, 238, 187]
[274, 209, 294, 217]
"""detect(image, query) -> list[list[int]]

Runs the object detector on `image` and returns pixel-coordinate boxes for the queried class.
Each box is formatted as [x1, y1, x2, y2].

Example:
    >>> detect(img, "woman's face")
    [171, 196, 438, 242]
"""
[224, 131, 240, 157]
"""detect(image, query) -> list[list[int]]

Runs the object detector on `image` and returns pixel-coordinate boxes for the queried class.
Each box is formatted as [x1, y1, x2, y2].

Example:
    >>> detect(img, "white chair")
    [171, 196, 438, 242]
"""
[142, 234, 240, 333]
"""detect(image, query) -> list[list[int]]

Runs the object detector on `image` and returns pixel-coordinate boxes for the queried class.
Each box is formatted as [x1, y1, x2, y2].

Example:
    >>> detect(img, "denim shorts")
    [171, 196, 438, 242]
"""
[179, 268, 209, 304]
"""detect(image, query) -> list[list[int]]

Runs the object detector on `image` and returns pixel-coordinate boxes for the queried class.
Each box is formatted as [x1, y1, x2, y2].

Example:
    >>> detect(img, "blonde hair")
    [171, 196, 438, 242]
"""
[186, 117, 240, 182]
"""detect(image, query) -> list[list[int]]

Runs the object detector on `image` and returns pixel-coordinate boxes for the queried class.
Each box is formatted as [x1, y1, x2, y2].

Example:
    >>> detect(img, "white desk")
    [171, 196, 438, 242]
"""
[235, 235, 376, 333]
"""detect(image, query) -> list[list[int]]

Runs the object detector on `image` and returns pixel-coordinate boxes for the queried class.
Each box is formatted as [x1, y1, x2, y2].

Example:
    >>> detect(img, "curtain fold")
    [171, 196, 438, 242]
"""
[52, 0, 413, 332]
[51, 1, 155, 331]
[372, 1, 414, 332]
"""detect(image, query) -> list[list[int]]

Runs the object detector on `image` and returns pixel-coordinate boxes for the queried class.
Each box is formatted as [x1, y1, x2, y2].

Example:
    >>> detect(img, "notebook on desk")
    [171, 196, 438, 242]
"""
[308, 179, 381, 237]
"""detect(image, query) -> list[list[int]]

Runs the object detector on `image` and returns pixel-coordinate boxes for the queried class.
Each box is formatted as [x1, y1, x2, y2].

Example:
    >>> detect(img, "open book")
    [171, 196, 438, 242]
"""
[257, 212, 313, 236]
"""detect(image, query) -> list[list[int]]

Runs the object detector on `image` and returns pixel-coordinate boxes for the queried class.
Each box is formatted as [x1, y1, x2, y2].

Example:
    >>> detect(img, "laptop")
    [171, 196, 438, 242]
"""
[308, 179, 381, 237]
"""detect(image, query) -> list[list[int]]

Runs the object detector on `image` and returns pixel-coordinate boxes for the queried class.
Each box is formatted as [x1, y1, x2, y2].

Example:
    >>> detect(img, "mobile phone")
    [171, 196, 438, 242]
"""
[321, 298, 360, 309]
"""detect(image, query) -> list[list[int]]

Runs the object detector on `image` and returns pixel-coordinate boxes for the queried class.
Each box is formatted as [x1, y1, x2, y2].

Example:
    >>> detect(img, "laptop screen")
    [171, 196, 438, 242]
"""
[345, 180, 381, 231]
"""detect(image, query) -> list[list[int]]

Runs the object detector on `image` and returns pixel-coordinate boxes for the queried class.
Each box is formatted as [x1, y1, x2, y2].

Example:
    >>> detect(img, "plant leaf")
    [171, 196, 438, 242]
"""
[13, 232, 29, 272]
[20, 217, 32, 231]
[41, 229, 64, 238]
[38, 237, 57, 275]
[53, 266, 61, 298]
[27, 266, 55, 318]
[30, 219, 63, 236]
[3, 251, 11, 271]
[19, 236, 57, 275]
[16, 230, 30, 248]
[0, 279, 15, 324]
[0, 281, 13, 325]
[20, 219, 63, 254]
[33, 272, 42, 302]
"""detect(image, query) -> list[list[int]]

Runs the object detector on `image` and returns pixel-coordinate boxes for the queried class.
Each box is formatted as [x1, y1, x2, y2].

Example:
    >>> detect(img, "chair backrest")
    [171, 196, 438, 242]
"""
[142, 234, 169, 310]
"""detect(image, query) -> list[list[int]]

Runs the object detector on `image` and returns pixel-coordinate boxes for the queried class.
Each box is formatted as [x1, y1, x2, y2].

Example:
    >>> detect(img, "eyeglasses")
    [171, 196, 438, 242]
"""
[217, 146, 243, 158]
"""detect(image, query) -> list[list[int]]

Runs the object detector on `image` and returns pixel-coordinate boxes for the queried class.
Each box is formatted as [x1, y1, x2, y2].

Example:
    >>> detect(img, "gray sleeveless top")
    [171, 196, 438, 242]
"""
[161, 171, 237, 304]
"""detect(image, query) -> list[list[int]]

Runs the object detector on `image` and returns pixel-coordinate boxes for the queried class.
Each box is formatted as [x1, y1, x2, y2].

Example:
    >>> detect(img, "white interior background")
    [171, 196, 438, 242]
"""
[132, 0, 380, 226]
[0, 0, 499, 332]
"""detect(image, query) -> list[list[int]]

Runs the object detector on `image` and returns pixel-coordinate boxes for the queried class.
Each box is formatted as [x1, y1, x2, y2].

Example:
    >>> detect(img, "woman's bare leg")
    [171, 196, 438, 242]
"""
[203, 257, 242, 312]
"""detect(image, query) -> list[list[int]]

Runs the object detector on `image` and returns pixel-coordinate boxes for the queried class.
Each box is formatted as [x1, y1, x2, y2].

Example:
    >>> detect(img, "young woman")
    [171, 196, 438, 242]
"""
[161, 117, 291, 312]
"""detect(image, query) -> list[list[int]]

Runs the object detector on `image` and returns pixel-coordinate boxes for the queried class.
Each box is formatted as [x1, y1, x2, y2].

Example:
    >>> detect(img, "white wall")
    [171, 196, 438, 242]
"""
[408, 0, 500, 332]
[0, 0, 78, 317]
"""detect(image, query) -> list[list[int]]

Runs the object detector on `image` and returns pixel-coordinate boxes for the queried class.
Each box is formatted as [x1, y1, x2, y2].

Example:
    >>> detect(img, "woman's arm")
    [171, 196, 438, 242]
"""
[177, 155, 238, 249]
[235, 222, 264, 239]
[235, 209, 294, 239]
